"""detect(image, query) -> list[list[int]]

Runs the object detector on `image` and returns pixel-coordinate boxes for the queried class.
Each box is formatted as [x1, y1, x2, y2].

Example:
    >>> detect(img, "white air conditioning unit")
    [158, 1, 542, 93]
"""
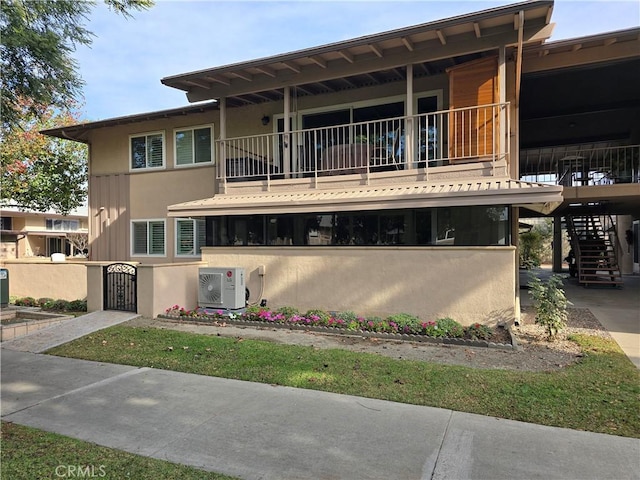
[198, 267, 245, 310]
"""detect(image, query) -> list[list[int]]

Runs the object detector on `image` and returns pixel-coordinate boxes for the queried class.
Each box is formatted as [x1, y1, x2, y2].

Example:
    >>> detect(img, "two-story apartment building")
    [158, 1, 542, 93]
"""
[0, 207, 89, 259]
[43, 0, 639, 323]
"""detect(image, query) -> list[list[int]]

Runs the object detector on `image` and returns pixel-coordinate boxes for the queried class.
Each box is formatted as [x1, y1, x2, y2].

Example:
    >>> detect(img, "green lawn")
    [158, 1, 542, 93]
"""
[0, 421, 237, 480]
[48, 325, 640, 438]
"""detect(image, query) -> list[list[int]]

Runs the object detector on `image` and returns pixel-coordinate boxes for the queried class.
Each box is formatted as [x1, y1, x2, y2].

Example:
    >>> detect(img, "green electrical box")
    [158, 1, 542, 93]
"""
[0, 268, 8, 307]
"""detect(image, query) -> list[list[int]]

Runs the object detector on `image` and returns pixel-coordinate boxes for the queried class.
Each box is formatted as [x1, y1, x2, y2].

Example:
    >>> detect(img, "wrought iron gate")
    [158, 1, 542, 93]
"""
[103, 263, 137, 312]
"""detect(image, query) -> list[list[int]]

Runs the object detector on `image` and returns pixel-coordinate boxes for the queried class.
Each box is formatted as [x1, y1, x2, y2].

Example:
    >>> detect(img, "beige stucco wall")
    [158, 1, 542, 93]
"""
[136, 262, 206, 318]
[200, 246, 517, 326]
[1, 259, 87, 300]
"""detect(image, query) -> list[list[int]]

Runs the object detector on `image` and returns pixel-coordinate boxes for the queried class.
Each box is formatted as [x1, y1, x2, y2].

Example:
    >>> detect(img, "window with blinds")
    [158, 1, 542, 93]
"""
[130, 132, 165, 170]
[175, 125, 213, 166]
[176, 218, 206, 256]
[131, 220, 165, 256]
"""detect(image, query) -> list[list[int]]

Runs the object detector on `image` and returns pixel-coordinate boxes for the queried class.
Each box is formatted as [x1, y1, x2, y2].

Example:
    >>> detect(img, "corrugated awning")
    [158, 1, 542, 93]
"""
[168, 178, 563, 217]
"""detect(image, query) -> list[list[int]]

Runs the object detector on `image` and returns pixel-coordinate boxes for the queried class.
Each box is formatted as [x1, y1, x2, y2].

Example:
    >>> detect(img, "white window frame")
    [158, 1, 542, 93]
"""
[130, 219, 166, 257]
[46, 218, 80, 231]
[175, 217, 206, 257]
[173, 124, 215, 168]
[129, 131, 166, 171]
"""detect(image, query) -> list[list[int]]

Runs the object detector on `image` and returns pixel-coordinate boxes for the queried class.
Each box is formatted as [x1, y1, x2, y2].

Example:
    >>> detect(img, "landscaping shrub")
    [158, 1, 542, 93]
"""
[436, 317, 464, 338]
[37, 298, 54, 307]
[466, 323, 492, 340]
[14, 297, 37, 307]
[162, 303, 494, 342]
[528, 274, 569, 339]
[304, 309, 331, 324]
[48, 300, 71, 311]
[68, 299, 88, 312]
[386, 313, 421, 334]
[334, 311, 358, 323]
[275, 306, 300, 319]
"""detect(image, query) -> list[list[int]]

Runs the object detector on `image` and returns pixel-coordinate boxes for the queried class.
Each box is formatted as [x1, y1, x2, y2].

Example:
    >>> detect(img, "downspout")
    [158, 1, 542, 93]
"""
[513, 10, 525, 326]
[219, 97, 227, 194]
[283, 86, 291, 182]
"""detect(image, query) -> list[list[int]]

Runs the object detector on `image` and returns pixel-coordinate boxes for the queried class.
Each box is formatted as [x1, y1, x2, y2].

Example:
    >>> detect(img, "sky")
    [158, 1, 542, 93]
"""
[75, 0, 640, 121]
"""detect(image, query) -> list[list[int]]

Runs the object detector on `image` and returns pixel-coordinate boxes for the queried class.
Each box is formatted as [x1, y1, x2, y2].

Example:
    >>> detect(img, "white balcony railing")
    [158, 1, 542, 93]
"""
[520, 145, 640, 186]
[217, 103, 509, 185]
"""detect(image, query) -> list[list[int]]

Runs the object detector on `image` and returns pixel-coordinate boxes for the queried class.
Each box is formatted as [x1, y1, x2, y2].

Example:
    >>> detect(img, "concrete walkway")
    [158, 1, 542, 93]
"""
[2, 348, 638, 480]
[0, 310, 138, 353]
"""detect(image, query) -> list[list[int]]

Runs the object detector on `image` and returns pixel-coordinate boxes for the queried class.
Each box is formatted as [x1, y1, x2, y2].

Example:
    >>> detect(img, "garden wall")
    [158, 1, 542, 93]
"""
[0, 259, 88, 301]
[85, 262, 205, 318]
[200, 246, 518, 326]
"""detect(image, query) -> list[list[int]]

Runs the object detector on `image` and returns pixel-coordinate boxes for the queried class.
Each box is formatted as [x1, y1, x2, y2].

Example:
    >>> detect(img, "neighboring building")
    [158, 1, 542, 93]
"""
[42, 0, 640, 323]
[0, 207, 89, 259]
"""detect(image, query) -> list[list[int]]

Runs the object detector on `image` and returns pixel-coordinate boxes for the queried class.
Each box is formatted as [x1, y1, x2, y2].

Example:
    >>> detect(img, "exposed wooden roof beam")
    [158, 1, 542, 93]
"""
[185, 79, 211, 89]
[392, 67, 405, 79]
[250, 91, 275, 102]
[604, 38, 617, 46]
[572, 43, 582, 52]
[364, 72, 379, 84]
[309, 56, 327, 68]
[401, 36, 414, 51]
[204, 75, 230, 86]
[281, 61, 301, 73]
[368, 43, 383, 57]
[254, 66, 276, 77]
[340, 77, 358, 88]
[436, 29, 447, 45]
[230, 71, 253, 82]
[473, 22, 482, 38]
[293, 85, 314, 95]
[316, 81, 335, 92]
[338, 50, 354, 63]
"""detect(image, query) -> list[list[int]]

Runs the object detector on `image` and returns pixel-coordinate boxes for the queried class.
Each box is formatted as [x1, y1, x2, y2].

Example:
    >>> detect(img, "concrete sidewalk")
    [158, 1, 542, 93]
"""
[2, 349, 638, 480]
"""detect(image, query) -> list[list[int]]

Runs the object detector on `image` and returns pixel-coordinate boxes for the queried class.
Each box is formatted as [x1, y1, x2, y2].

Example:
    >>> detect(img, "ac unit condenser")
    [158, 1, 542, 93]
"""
[198, 267, 245, 310]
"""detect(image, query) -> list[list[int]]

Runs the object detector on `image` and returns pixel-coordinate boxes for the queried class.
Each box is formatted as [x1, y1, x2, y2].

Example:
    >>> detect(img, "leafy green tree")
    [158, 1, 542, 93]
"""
[0, 0, 153, 131]
[1, 100, 88, 215]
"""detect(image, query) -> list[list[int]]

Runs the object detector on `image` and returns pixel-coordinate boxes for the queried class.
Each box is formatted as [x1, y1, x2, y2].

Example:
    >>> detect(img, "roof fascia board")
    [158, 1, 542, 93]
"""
[185, 21, 551, 103]
[40, 101, 219, 141]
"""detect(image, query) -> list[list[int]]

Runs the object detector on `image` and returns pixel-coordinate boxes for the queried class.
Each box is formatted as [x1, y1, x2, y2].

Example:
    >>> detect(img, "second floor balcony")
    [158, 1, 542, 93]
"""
[217, 103, 510, 193]
[520, 144, 640, 187]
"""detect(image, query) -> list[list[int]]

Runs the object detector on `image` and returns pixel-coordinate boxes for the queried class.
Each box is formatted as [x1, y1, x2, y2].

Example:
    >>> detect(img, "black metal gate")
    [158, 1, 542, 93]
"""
[103, 263, 137, 312]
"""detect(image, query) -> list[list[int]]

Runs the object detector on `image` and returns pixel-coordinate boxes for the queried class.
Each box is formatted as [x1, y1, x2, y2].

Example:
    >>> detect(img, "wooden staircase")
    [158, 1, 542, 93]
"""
[565, 214, 623, 287]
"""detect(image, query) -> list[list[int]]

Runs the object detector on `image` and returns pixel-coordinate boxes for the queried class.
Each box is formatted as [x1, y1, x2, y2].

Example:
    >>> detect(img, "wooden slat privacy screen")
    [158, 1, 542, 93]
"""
[447, 57, 499, 162]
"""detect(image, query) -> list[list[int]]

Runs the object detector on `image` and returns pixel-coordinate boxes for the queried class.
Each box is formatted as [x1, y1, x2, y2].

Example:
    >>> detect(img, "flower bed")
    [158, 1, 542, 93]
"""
[160, 305, 514, 349]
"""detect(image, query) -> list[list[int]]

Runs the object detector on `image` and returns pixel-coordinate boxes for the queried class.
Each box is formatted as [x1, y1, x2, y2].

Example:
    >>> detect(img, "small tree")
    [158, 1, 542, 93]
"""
[67, 232, 88, 256]
[528, 274, 570, 340]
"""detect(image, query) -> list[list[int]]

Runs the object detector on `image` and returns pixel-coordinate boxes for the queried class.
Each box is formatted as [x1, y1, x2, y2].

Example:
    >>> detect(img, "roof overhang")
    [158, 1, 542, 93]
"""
[40, 102, 219, 143]
[162, 0, 554, 106]
[523, 26, 640, 74]
[168, 178, 563, 217]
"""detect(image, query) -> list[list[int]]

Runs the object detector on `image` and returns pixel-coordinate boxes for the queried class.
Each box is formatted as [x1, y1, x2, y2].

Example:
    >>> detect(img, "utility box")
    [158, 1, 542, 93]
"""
[0, 268, 8, 308]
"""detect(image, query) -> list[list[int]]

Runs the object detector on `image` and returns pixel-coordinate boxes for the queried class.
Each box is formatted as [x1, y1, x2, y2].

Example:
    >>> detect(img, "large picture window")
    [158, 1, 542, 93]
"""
[130, 132, 164, 170]
[46, 218, 80, 231]
[175, 218, 206, 256]
[210, 206, 510, 247]
[175, 126, 213, 166]
[131, 220, 165, 256]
